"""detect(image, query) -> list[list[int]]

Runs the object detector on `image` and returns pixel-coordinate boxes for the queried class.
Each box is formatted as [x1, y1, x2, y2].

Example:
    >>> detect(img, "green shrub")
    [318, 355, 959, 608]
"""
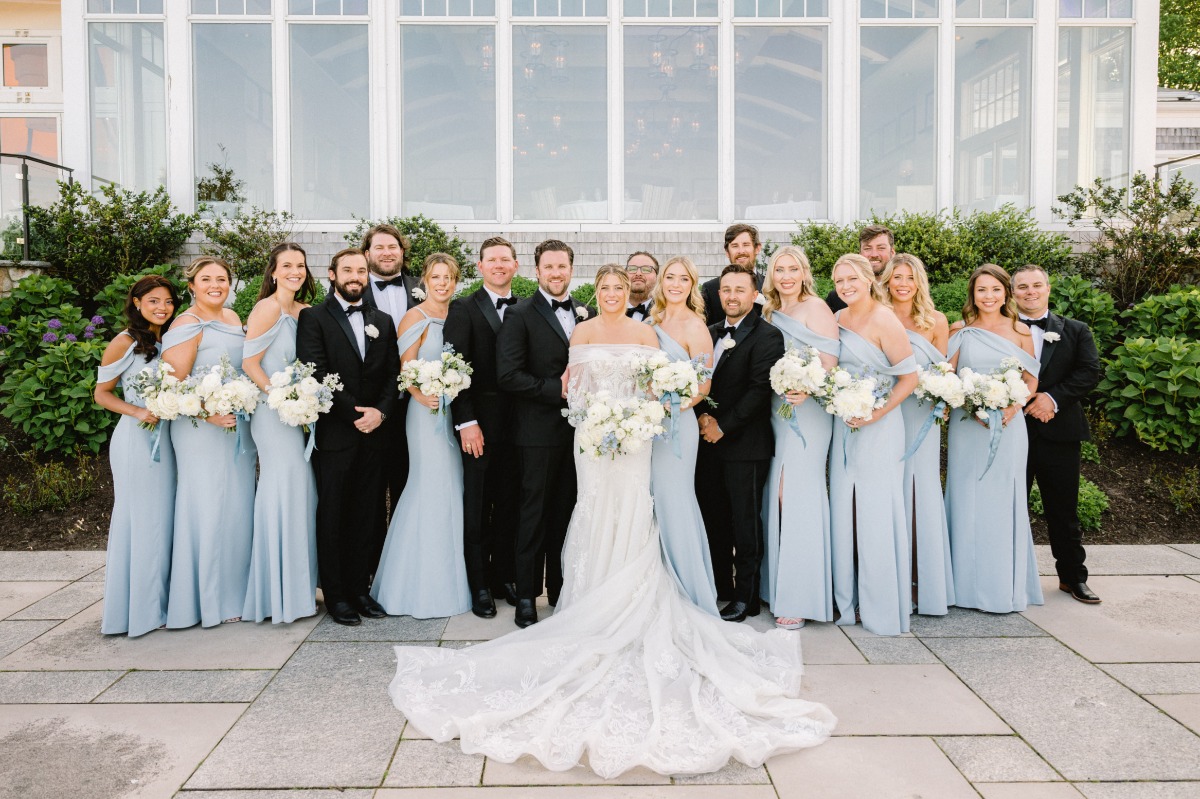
[198, 205, 296, 282]
[958, 206, 1073, 276]
[1055, 172, 1200, 307]
[346, 215, 476, 280]
[2, 450, 96, 515]
[456, 274, 541, 300]
[1081, 440, 1101, 464]
[1097, 336, 1200, 453]
[1122, 287, 1200, 343]
[1049, 273, 1120, 355]
[22, 181, 200, 301]
[814, 275, 834, 300]
[1150, 464, 1200, 515]
[1029, 477, 1109, 532]
[571, 282, 596, 307]
[791, 224, 860, 281]
[231, 274, 327, 323]
[929, 277, 969, 324]
[0, 303, 107, 371]
[0, 273, 79, 322]
[0, 339, 114, 454]
[92, 265, 188, 330]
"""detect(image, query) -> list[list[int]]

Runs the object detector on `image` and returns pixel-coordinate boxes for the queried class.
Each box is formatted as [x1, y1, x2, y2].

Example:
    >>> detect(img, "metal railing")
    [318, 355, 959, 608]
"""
[0, 152, 74, 262]
[1155, 151, 1200, 197]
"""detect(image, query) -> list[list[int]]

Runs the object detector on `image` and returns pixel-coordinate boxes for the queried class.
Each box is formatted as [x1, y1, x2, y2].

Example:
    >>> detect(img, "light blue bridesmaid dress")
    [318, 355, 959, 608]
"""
[945, 327, 1044, 613]
[163, 315, 257, 628]
[371, 309, 471, 618]
[98, 334, 175, 637]
[760, 312, 839, 623]
[901, 331, 955, 616]
[242, 313, 318, 624]
[829, 327, 917, 636]
[649, 326, 718, 616]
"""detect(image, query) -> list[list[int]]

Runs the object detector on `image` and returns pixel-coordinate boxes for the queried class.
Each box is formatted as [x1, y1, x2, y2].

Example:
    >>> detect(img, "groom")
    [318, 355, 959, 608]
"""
[296, 248, 401, 626]
[695, 266, 784, 622]
[497, 239, 596, 628]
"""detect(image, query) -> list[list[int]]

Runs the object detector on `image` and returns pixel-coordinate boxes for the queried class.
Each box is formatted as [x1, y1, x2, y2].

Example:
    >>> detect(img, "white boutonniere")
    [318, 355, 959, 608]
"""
[364, 324, 379, 339]
[1043, 331, 1060, 343]
[411, 286, 426, 301]
[721, 335, 736, 350]
[575, 306, 588, 321]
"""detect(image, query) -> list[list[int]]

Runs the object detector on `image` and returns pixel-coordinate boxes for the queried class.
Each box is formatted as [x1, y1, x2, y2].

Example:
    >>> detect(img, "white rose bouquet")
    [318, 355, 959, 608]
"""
[562, 390, 667, 460]
[913, 361, 966, 419]
[769, 345, 829, 420]
[397, 344, 473, 414]
[184, 353, 260, 430]
[816, 366, 890, 431]
[128, 360, 191, 428]
[266, 360, 343, 430]
[631, 351, 711, 413]
[957, 357, 1032, 475]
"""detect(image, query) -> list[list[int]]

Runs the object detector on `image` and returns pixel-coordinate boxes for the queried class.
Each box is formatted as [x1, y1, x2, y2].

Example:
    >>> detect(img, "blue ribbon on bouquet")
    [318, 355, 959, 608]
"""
[901, 401, 944, 462]
[979, 407, 1004, 479]
[782, 404, 807, 448]
[665, 391, 683, 458]
[233, 412, 250, 455]
[149, 424, 163, 463]
[439, 395, 458, 449]
[304, 421, 318, 461]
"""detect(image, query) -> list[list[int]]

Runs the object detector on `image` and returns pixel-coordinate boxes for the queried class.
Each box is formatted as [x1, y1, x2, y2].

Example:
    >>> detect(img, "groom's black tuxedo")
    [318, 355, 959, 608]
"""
[1024, 311, 1101, 585]
[497, 292, 596, 602]
[444, 287, 518, 595]
[296, 295, 401, 606]
[695, 312, 784, 606]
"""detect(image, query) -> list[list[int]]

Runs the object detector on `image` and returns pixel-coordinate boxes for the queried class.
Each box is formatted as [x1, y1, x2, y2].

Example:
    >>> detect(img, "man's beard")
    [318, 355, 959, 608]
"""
[369, 254, 403, 278]
[334, 279, 365, 302]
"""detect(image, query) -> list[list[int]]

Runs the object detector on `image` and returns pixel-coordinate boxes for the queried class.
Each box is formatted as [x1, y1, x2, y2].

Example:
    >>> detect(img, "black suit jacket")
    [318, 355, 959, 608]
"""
[701, 273, 764, 327]
[825, 288, 847, 314]
[362, 272, 423, 330]
[444, 288, 514, 445]
[1024, 312, 1100, 443]
[295, 295, 401, 453]
[496, 293, 596, 448]
[704, 313, 784, 461]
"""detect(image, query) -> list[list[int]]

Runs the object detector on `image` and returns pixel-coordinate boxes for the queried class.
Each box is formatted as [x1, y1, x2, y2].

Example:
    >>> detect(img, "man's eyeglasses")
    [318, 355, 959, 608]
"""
[626, 266, 657, 275]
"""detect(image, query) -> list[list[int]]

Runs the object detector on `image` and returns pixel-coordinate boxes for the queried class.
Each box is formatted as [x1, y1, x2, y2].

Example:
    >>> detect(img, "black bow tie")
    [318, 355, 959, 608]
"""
[375, 276, 405, 289]
[626, 303, 648, 318]
[721, 325, 737, 337]
[496, 296, 518, 309]
[552, 299, 574, 312]
[344, 304, 364, 315]
[1022, 316, 1048, 329]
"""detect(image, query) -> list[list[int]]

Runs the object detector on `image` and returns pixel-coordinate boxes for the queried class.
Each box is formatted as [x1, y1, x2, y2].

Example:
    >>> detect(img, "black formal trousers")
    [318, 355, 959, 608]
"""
[514, 444, 577, 602]
[312, 444, 386, 604]
[461, 436, 519, 593]
[375, 426, 410, 567]
[1026, 432, 1088, 584]
[695, 450, 769, 606]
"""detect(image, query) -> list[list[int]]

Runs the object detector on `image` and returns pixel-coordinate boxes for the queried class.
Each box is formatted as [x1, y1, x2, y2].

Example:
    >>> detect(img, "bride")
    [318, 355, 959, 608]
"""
[388, 264, 836, 777]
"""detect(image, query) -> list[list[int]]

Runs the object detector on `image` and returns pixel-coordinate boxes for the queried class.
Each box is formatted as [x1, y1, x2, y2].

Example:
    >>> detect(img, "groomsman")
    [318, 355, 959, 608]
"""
[497, 239, 596, 628]
[445, 236, 521, 619]
[702, 223, 765, 326]
[825, 225, 895, 313]
[296, 248, 400, 626]
[695, 266, 785, 622]
[1013, 264, 1103, 605]
[625, 251, 659, 321]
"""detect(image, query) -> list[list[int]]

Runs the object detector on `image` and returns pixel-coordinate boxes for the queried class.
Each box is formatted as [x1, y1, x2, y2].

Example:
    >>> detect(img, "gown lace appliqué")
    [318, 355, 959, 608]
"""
[388, 344, 836, 777]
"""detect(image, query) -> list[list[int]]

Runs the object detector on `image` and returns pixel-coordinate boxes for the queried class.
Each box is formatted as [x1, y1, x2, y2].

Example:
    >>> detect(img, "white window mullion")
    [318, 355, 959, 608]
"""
[164, 4, 192, 210]
[1131, 10, 1158, 181]
[387, 6, 401, 216]
[717, 12, 734, 223]
[1030, 0, 1057, 223]
[830, 5, 853, 222]
[608, 9, 622, 223]
[368, 0, 389, 217]
[272, 1, 290, 213]
[497, 1, 514, 224]
[61, 0, 89, 189]
[937, 2, 955, 214]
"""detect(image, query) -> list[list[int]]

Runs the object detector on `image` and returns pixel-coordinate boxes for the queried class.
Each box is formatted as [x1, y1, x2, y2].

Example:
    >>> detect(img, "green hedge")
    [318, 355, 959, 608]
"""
[346, 215, 476, 280]
[0, 339, 114, 454]
[1122, 287, 1200, 342]
[1050, 274, 1119, 355]
[1097, 336, 1200, 453]
[92, 264, 189, 331]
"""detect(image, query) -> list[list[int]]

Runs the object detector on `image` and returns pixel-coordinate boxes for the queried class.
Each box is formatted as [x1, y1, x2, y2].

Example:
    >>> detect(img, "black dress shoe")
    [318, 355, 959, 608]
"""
[719, 600, 761, 623]
[472, 588, 497, 619]
[1059, 581, 1101, 604]
[496, 582, 518, 607]
[327, 601, 361, 626]
[514, 598, 538, 629]
[355, 595, 388, 618]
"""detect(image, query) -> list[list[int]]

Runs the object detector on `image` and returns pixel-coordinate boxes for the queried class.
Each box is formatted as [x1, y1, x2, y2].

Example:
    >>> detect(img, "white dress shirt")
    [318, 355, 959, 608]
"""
[1019, 311, 1057, 412]
[540, 288, 575, 338]
[370, 274, 408, 332]
[336, 294, 367, 358]
[485, 286, 515, 322]
[712, 316, 745, 369]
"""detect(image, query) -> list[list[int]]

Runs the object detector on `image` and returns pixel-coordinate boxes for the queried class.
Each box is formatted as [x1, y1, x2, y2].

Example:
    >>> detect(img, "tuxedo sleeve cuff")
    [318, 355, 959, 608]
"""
[455, 420, 479, 431]
[1046, 393, 1059, 413]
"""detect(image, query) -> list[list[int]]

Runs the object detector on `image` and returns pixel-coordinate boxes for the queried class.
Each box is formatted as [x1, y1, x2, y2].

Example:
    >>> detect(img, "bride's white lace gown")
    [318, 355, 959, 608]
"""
[388, 344, 836, 777]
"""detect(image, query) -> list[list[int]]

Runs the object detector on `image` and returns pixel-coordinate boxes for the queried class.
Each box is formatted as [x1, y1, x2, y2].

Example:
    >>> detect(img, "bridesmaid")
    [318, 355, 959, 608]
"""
[759, 246, 839, 630]
[946, 264, 1043, 613]
[647, 255, 718, 615]
[883, 254, 955, 617]
[828, 254, 917, 636]
[162, 256, 257, 628]
[371, 253, 472, 618]
[241, 244, 320, 624]
[94, 275, 180, 636]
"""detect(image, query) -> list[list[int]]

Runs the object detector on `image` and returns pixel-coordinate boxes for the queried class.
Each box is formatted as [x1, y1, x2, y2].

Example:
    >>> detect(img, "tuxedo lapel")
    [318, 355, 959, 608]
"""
[1040, 313, 1064, 369]
[473, 288, 502, 335]
[362, 307, 387, 361]
[712, 315, 756, 377]
[533, 293, 570, 346]
[326, 297, 364, 361]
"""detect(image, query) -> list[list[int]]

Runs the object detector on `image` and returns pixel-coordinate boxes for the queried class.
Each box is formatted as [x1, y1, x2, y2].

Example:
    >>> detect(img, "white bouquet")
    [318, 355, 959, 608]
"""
[817, 366, 889, 430]
[769, 345, 828, 420]
[128, 360, 194, 429]
[631, 351, 711, 414]
[913, 361, 966, 422]
[185, 354, 260, 428]
[562, 390, 667, 459]
[266, 360, 343, 430]
[397, 344, 473, 414]
[958, 357, 1031, 425]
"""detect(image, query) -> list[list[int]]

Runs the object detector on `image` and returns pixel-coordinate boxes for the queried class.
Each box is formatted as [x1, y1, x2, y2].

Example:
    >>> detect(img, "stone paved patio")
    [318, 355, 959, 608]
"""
[3, 545, 1200, 799]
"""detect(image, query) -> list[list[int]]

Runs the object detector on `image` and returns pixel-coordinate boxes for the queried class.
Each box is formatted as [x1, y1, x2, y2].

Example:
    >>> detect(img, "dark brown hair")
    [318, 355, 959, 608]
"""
[479, 235, 517, 261]
[723, 223, 761, 251]
[360, 223, 410, 270]
[718, 263, 758, 288]
[962, 263, 1025, 334]
[257, 242, 317, 304]
[534, 239, 574, 267]
[626, 250, 659, 271]
[124, 275, 181, 362]
[859, 224, 895, 247]
[329, 247, 366, 273]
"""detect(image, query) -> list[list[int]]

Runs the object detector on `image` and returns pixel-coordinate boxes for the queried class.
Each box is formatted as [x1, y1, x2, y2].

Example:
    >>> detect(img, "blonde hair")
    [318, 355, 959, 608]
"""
[648, 255, 705, 325]
[184, 256, 232, 283]
[594, 263, 631, 297]
[762, 245, 816, 321]
[880, 253, 937, 331]
[421, 252, 461, 284]
[832, 253, 886, 304]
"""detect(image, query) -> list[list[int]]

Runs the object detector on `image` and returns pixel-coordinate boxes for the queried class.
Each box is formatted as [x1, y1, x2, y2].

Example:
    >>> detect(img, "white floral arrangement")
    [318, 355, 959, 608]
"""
[128, 360, 197, 428]
[816, 366, 889, 430]
[769, 345, 828, 420]
[266, 360, 343, 430]
[958, 357, 1031, 425]
[719, 333, 736, 351]
[575, 306, 588, 321]
[1043, 331, 1060, 343]
[364, 324, 379, 339]
[630, 351, 711, 413]
[411, 286, 426, 301]
[913, 361, 967, 423]
[562, 389, 666, 459]
[184, 353, 260, 429]
[397, 344, 473, 414]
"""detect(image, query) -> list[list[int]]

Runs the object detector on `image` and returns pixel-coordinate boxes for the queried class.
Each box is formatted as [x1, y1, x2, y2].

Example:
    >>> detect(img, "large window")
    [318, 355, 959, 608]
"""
[89, 22, 166, 190]
[1056, 26, 1131, 195]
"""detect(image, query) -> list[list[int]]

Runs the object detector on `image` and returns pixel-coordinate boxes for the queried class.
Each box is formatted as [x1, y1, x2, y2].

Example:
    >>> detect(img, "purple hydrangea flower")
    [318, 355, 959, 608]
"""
[84, 325, 96, 334]
[0, 325, 8, 335]
[46, 318, 62, 330]
[91, 315, 105, 325]
[83, 329, 96, 339]
[42, 332, 58, 343]
[64, 333, 78, 342]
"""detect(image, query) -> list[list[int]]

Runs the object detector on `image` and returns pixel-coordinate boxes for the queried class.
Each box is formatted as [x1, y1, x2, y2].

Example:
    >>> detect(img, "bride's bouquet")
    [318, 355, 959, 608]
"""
[266, 360, 343, 430]
[563, 390, 667, 460]
[397, 343, 473, 414]
[816, 366, 889, 431]
[769, 345, 829, 420]
[128, 360, 197, 429]
[958, 357, 1031, 425]
[630, 351, 711, 414]
[184, 354, 260, 429]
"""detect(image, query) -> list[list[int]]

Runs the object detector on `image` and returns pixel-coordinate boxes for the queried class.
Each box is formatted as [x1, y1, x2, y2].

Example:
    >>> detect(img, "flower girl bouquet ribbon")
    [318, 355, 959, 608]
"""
[397, 343, 473, 447]
[265, 360, 343, 461]
[768, 345, 829, 447]
[631, 352, 711, 457]
[128, 361, 191, 463]
[901, 361, 966, 461]
[958, 357, 1032, 478]
[816, 366, 890, 467]
[184, 353, 261, 454]
[562, 389, 667, 460]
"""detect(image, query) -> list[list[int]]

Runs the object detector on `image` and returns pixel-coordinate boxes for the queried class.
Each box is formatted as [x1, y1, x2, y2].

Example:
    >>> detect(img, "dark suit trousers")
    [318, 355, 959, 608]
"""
[1026, 434, 1088, 584]
[696, 450, 769, 605]
[515, 445, 577, 601]
[462, 440, 518, 592]
[374, 423, 409, 569]
[312, 444, 385, 604]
